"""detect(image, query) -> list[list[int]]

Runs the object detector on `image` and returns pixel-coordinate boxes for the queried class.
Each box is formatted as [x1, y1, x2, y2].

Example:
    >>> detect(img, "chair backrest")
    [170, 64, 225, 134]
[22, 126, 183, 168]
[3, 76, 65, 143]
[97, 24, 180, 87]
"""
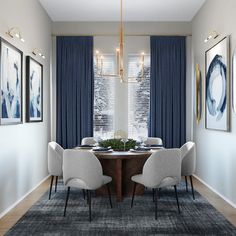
[142, 149, 181, 188]
[63, 150, 103, 190]
[48, 141, 64, 176]
[81, 137, 97, 145]
[180, 141, 196, 176]
[144, 137, 163, 146]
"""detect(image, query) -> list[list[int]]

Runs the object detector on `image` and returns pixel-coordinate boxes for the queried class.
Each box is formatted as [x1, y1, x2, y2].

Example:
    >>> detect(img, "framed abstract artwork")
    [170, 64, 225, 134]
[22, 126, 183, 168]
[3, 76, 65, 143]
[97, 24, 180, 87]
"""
[205, 36, 229, 131]
[26, 56, 43, 122]
[0, 38, 23, 125]
[233, 47, 236, 113]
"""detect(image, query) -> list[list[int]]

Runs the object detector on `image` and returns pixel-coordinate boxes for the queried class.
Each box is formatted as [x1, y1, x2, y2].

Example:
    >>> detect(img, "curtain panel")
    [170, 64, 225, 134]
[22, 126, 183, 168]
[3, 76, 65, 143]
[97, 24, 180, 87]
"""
[56, 36, 94, 148]
[149, 36, 186, 148]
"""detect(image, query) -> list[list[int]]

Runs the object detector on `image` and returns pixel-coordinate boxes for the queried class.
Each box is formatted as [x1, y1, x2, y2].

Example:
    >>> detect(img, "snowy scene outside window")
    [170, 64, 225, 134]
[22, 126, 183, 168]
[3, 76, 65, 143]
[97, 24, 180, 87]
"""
[128, 55, 150, 139]
[94, 55, 116, 139]
[93, 54, 150, 140]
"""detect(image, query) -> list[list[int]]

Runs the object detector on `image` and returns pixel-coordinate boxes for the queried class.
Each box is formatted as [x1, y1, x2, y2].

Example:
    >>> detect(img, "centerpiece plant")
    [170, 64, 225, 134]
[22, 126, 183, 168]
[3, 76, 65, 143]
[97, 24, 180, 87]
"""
[99, 139, 137, 151]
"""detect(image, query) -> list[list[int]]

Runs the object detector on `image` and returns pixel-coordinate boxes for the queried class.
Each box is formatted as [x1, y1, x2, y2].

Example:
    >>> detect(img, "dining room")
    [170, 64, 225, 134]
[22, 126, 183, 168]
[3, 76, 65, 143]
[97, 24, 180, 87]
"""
[1, 0, 236, 235]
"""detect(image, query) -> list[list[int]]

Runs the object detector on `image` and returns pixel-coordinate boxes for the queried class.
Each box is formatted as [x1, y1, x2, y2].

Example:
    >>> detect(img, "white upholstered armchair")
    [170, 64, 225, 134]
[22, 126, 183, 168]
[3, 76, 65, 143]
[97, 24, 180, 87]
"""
[131, 149, 181, 219]
[63, 149, 112, 221]
[144, 137, 163, 146]
[48, 141, 64, 199]
[81, 137, 97, 145]
[180, 141, 196, 199]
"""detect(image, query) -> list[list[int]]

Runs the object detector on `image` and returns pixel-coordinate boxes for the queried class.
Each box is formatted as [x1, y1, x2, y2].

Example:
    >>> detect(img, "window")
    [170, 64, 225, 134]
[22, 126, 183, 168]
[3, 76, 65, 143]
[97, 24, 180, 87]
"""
[128, 55, 150, 139]
[93, 55, 116, 139]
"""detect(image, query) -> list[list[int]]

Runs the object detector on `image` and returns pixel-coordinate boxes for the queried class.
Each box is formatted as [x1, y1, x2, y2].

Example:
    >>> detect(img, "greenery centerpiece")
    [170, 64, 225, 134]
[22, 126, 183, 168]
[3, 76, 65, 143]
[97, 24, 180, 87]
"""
[99, 138, 137, 151]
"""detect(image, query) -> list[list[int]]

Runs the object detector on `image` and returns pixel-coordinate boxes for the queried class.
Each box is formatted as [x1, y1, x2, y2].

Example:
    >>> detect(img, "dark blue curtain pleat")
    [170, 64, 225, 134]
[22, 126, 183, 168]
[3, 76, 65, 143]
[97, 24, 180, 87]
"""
[56, 36, 94, 148]
[149, 36, 186, 148]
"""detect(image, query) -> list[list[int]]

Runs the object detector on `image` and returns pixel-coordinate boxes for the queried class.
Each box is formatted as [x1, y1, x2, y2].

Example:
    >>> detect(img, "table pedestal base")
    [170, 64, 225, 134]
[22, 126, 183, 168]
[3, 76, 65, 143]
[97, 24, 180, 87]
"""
[96, 154, 150, 201]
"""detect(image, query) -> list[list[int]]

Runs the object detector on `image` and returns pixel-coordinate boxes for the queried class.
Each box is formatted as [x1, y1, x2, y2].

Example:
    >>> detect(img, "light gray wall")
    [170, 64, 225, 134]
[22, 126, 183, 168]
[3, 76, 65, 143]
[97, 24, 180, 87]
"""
[192, 0, 236, 206]
[51, 22, 192, 139]
[52, 22, 192, 36]
[0, 0, 52, 216]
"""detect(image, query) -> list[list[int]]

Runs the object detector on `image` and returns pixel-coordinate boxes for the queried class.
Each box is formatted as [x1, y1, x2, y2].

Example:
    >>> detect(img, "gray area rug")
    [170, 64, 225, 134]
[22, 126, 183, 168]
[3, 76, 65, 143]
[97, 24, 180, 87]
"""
[6, 180, 236, 235]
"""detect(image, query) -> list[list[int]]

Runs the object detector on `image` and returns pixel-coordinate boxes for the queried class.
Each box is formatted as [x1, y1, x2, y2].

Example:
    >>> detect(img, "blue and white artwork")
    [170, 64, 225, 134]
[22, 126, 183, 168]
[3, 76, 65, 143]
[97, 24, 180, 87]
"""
[26, 56, 43, 122]
[0, 39, 22, 124]
[205, 37, 229, 131]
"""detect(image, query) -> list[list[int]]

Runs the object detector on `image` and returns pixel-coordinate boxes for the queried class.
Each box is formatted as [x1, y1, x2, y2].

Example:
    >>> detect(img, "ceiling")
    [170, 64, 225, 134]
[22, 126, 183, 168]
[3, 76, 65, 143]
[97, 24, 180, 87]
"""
[38, 0, 206, 22]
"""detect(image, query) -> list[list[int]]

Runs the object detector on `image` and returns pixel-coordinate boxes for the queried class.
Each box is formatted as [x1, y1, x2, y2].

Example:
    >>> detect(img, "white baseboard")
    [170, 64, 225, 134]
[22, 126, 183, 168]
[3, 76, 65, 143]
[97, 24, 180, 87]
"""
[0, 175, 50, 219]
[193, 174, 236, 209]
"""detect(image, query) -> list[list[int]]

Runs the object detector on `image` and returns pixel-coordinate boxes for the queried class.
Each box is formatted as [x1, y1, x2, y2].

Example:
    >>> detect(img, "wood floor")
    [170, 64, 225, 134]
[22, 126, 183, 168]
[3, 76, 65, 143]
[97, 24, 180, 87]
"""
[0, 176, 236, 235]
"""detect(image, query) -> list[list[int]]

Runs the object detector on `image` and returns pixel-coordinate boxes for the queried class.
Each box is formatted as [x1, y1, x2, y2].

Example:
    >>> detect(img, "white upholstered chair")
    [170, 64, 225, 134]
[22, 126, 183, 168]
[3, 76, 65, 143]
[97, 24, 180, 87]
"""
[63, 149, 112, 221]
[180, 141, 196, 199]
[131, 149, 181, 219]
[48, 141, 64, 199]
[81, 137, 97, 145]
[144, 137, 163, 146]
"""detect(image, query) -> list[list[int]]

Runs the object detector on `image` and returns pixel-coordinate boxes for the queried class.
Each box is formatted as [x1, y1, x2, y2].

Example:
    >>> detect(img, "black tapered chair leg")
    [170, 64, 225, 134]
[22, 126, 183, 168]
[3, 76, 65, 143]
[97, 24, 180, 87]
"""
[174, 185, 180, 214]
[131, 182, 137, 208]
[49, 176, 54, 200]
[155, 188, 158, 220]
[189, 176, 195, 200]
[55, 176, 58, 192]
[82, 189, 86, 200]
[185, 176, 188, 192]
[86, 190, 89, 205]
[107, 184, 113, 208]
[158, 188, 161, 199]
[152, 188, 155, 202]
[88, 190, 92, 222]
[63, 187, 70, 217]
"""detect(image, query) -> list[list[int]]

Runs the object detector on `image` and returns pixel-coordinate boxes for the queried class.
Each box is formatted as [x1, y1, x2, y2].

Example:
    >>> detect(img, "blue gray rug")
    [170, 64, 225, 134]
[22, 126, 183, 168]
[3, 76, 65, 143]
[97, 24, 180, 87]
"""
[6, 181, 236, 235]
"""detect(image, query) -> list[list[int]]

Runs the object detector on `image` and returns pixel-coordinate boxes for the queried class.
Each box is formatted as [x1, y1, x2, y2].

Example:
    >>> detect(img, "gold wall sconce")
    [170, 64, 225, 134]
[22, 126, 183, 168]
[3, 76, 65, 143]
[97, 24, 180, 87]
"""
[204, 31, 219, 43]
[6, 27, 25, 42]
[32, 48, 45, 59]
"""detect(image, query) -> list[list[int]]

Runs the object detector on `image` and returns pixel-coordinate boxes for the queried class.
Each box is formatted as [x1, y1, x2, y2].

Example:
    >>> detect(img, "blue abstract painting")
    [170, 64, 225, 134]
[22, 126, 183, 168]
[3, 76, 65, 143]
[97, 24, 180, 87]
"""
[205, 37, 229, 131]
[0, 39, 22, 124]
[26, 56, 43, 122]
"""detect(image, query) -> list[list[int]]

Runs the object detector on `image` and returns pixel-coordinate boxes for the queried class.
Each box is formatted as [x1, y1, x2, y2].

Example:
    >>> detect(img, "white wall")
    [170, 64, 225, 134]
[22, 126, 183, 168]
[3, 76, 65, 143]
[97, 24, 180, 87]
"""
[0, 0, 52, 216]
[51, 22, 192, 139]
[192, 0, 236, 206]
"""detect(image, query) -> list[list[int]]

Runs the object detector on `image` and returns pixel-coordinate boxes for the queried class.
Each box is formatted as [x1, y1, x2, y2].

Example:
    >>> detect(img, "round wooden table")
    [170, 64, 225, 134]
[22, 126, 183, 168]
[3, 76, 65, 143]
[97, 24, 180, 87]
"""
[94, 151, 153, 201]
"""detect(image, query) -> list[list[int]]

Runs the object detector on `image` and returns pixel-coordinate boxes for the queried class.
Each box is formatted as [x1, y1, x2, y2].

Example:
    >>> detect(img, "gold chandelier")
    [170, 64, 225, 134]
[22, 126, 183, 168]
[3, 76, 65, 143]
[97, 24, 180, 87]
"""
[95, 0, 145, 83]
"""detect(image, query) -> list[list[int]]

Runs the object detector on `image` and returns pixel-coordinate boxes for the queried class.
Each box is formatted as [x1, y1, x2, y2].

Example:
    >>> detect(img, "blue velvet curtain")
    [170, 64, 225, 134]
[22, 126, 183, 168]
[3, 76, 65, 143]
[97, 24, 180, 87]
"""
[149, 36, 186, 148]
[56, 36, 94, 148]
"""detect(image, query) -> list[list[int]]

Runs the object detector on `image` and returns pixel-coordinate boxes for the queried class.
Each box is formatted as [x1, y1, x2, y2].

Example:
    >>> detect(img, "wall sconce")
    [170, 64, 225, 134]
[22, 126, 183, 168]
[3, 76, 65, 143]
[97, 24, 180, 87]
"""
[204, 31, 219, 43]
[6, 27, 25, 42]
[32, 48, 45, 59]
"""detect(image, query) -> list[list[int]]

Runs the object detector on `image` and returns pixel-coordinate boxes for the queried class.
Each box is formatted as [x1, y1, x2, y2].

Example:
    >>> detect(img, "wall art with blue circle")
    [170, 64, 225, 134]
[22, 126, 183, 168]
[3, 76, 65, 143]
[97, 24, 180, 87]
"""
[205, 37, 229, 131]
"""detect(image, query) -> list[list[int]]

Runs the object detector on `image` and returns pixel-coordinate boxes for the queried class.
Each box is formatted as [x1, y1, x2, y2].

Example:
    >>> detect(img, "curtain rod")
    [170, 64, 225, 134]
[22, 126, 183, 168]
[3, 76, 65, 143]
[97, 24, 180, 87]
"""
[52, 33, 192, 37]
